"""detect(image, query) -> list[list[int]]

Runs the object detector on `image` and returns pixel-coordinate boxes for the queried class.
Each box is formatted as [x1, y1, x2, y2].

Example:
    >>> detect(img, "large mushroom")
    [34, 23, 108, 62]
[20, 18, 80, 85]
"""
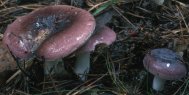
[143, 48, 187, 91]
[74, 26, 116, 80]
[3, 5, 96, 75]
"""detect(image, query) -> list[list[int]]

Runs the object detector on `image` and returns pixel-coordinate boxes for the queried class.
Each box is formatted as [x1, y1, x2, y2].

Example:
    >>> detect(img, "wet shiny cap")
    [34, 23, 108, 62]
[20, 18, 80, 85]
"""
[3, 5, 96, 60]
[143, 48, 187, 80]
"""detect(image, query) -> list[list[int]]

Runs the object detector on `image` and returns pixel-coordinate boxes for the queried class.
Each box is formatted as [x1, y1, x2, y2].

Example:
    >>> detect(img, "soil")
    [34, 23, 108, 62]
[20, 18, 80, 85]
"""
[0, 0, 189, 95]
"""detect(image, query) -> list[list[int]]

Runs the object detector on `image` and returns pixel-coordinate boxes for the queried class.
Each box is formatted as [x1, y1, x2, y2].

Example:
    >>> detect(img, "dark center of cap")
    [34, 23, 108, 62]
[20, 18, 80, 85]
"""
[151, 48, 183, 64]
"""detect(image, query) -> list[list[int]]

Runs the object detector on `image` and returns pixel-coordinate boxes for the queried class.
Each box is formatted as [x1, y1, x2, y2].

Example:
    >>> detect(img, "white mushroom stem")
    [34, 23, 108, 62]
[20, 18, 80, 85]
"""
[44, 59, 68, 76]
[153, 76, 166, 91]
[74, 52, 90, 81]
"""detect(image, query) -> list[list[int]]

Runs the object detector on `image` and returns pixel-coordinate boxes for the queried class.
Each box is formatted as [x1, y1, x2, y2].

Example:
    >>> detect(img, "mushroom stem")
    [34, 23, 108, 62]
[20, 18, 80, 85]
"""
[44, 59, 68, 76]
[74, 52, 90, 81]
[152, 76, 166, 91]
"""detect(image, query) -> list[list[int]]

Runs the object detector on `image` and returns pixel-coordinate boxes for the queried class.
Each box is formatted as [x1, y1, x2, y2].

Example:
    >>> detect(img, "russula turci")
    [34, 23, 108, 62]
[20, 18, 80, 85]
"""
[3, 5, 96, 75]
[3, 5, 96, 60]
[143, 48, 187, 91]
[74, 26, 116, 80]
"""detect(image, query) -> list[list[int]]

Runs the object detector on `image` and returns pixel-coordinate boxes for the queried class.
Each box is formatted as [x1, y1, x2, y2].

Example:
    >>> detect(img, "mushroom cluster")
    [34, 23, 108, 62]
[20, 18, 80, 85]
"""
[3, 5, 116, 81]
[143, 48, 187, 91]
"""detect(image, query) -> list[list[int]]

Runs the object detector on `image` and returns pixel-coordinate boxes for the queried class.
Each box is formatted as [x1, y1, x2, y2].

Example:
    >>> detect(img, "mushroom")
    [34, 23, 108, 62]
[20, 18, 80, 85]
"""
[3, 5, 96, 75]
[74, 26, 116, 80]
[143, 48, 187, 91]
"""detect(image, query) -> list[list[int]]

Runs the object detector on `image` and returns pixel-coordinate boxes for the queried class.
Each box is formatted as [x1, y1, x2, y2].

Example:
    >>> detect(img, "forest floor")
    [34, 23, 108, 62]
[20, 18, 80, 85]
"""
[0, 0, 189, 95]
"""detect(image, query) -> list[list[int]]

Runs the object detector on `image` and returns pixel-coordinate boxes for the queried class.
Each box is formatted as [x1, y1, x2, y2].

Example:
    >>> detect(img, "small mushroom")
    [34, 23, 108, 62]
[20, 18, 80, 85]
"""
[143, 48, 187, 91]
[3, 5, 96, 75]
[74, 26, 116, 80]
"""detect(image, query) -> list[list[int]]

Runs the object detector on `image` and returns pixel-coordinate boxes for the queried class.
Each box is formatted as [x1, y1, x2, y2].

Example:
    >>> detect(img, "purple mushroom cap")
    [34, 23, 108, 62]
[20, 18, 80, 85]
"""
[143, 48, 187, 80]
[3, 5, 96, 60]
[76, 26, 116, 54]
